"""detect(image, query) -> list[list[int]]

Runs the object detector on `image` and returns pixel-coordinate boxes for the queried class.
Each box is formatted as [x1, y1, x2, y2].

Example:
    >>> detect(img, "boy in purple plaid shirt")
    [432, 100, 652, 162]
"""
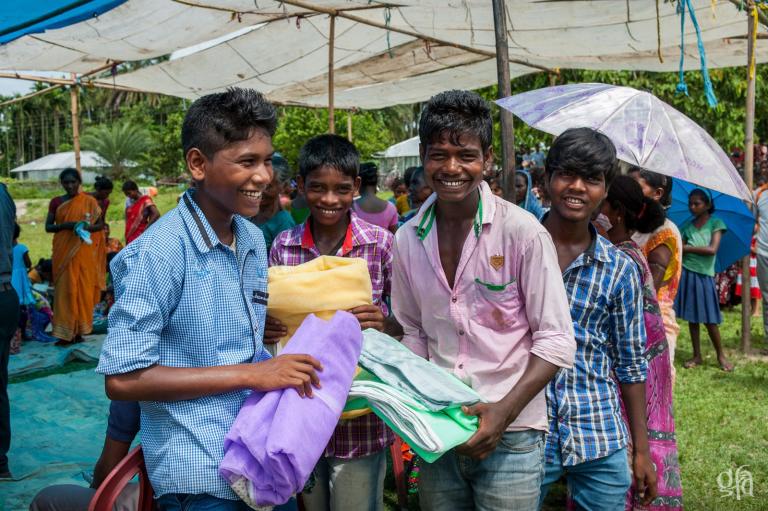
[266, 134, 395, 511]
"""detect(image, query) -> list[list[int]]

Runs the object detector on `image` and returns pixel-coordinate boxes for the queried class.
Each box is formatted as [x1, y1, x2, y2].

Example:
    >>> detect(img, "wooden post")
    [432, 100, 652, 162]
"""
[69, 73, 81, 175]
[491, 0, 515, 199]
[328, 15, 336, 134]
[742, 1, 757, 353]
[347, 110, 353, 141]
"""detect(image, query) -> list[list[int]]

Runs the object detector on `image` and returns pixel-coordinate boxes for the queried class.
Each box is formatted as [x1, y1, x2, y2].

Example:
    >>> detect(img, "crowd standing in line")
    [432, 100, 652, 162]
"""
[9, 85, 763, 510]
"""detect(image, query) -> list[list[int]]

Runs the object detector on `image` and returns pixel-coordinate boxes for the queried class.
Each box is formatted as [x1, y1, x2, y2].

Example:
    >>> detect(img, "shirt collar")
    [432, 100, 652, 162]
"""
[180, 189, 259, 254]
[413, 181, 494, 242]
[296, 211, 373, 255]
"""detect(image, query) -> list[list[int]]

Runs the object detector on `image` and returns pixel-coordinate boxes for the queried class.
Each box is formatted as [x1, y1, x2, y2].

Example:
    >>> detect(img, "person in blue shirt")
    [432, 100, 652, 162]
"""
[539, 128, 657, 510]
[97, 88, 322, 511]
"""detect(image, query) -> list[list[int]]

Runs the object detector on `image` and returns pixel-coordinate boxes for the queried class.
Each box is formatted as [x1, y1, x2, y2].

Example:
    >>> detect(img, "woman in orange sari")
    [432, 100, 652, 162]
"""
[89, 175, 113, 293]
[122, 180, 160, 244]
[45, 168, 103, 345]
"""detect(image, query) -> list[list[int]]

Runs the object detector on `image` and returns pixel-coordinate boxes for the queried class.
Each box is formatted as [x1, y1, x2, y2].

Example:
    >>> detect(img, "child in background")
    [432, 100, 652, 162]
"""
[398, 167, 432, 225]
[674, 189, 733, 372]
[11, 223, 34, 353]
[540, 128, 656, 509]
[353, 162, 399, 233]
[735, 237, 760, 317]
[268, 134, 395, 511]
[248, 153, 296, 251]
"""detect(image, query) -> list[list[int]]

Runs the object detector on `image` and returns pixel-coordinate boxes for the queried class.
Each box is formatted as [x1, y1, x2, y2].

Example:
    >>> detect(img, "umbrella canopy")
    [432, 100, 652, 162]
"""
[496, 83, 752, 203]
[668, 179, 755, 274]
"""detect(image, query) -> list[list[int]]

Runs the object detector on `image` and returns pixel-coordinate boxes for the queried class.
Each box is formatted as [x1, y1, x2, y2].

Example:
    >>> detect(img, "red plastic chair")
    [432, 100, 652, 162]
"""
[390, 436, 408, 510]
[88, 445, 155, 511]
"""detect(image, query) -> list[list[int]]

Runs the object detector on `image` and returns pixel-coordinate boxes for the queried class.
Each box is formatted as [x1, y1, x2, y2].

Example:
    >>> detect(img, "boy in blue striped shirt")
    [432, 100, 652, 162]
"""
[539, 128, 657, 510]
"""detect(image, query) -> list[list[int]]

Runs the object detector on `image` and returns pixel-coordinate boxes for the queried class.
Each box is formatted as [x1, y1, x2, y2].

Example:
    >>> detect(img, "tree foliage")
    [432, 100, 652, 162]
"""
[81, 121, 151, 179]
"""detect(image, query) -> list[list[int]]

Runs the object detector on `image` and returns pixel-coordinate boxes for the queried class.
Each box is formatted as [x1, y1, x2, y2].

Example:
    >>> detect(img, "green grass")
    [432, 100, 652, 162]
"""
[13, 183, 185, 260]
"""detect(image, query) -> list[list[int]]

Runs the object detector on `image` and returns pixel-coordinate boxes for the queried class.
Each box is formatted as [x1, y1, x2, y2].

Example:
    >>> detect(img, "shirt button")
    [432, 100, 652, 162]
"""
[458, 330, 465, 336]
[451, 296, 457, 303]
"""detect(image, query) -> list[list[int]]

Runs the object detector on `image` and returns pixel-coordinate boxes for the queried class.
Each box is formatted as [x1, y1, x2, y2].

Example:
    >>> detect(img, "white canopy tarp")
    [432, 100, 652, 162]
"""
[1, 1, 765, 108]
[10, 151, 110, 172]
[382, 136, 420, 158]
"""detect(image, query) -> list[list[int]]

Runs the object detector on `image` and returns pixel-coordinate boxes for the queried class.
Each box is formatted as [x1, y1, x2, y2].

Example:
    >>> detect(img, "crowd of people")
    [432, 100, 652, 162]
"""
[0, 85, 758, 511]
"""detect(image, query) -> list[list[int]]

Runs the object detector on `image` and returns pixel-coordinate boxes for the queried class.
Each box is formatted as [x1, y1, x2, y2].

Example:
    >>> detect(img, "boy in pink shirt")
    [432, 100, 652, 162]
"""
[391, 90, 576, 510]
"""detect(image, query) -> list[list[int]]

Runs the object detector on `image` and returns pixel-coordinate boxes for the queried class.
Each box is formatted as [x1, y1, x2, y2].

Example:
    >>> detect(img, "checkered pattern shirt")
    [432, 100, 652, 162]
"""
[545, 228, 647, 466]
[270, 212, 396, 459]
[97, 191, 270, 500]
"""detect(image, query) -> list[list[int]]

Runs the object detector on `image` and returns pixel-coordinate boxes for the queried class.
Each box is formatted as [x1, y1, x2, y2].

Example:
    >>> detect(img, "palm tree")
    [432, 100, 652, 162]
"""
[82, 121, 150, 179]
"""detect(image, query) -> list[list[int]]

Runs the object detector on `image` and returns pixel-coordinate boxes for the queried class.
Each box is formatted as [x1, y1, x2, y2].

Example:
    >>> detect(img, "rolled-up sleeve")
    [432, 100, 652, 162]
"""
[96, 248, 181, 375]
[610, 259, 647, 383]
[520, 232, 576, 369]
[391, 232, 428, 359]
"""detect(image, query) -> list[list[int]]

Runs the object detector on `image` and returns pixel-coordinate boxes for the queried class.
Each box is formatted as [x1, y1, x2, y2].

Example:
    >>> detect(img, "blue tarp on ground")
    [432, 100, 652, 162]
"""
[0, 0, 126, 45]
[0, 369, 109, 510]
[9, 335, 104, 378]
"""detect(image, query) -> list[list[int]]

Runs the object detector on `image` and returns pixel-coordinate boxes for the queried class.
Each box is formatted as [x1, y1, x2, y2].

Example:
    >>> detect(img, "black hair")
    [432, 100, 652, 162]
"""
[403, 166, 420, 187]
[419, 90, 493, 153]
[545, 128, 617, 186]
[605, 175, 665, 233]
[390, 176, 404, 190]
[359, 162, 379, 187]
[122, 180, 139, 192]
[94, 175, 113, 191]
[37, 258, 52, 274]
[298, 134, 359, 180]
[181, 87, 277, 159]
[690, 188, 716, 214]
[59, 167, 80, 183]
[13, 222, 20, 239]
[627, 166, 673, 207]
[272, 152, 292, 183]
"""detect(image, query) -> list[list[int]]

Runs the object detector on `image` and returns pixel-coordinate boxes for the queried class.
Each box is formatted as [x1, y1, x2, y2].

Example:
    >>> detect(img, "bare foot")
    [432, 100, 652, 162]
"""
[684, 357, 702, 369]
[718, 357, 734, 372]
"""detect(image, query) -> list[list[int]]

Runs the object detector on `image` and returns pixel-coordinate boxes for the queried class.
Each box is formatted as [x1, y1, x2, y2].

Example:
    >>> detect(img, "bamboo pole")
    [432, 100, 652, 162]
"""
[70, 73, 81, 175]
[492, 0, 515, 199]
[347, 110, 353, 141]
[741, 0, 757, 353]
[328, 14, 335, 134]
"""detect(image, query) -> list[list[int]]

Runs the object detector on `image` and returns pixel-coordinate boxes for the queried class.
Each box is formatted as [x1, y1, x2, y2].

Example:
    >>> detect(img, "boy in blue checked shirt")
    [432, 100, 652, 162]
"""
[539, 128, 657, 510]
[97, 88, 322, 511]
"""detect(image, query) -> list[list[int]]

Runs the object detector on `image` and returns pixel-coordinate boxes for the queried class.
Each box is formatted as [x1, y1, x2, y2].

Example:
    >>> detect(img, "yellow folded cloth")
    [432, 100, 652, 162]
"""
[268, 256, 374, 419]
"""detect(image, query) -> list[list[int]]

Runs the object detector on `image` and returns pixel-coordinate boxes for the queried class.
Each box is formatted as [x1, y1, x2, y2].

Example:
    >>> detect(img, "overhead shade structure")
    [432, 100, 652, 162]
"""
[0, 0, 126, 44]
[0, 1, 766, 109]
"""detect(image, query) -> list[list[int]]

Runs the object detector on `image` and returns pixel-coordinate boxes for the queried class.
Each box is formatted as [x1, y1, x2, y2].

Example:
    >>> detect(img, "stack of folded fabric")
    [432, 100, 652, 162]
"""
[267, 255, 372, 354]
[220, 312, 362, 510]
[347, 329, 484, 462]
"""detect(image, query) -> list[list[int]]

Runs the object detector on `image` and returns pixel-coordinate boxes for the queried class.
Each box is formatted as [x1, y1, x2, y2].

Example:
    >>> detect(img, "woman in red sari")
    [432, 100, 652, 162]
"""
[45, 168, 103, 345]
[122, 180, 160, 244]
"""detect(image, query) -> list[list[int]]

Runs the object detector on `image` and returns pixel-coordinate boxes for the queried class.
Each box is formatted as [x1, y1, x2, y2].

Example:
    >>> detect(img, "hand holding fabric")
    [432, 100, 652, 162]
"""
[263, 315, 288, 344]
[348, 304, 385, 331]
[455, 401, 514, 460]
[251, 354, 323, 397]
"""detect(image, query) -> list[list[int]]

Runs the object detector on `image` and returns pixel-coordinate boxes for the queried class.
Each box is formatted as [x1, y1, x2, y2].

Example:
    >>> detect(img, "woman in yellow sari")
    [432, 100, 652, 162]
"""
[88, 175, 113, 293]
[45, 168, 103, 345]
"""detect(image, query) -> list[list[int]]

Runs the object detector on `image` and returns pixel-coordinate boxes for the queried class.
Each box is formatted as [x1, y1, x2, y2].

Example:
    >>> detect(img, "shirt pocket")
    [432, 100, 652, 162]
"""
[471, 277, 519, 331]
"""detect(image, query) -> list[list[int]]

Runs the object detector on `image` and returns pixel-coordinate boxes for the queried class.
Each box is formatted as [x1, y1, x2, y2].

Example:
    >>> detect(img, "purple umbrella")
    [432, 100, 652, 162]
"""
[497, 83, 751, 202]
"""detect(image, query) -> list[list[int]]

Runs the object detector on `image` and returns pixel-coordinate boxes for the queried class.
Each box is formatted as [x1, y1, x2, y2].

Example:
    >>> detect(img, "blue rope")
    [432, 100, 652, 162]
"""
[676, 0, 718, 107]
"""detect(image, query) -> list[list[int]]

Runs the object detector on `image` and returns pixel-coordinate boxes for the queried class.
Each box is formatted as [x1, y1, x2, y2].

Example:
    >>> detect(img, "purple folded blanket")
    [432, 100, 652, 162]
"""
[219, 312, 362, 508]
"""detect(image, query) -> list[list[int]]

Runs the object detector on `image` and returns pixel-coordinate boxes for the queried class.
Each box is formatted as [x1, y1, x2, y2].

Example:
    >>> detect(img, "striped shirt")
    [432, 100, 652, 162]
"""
[545, 228, 647, 466]
[97, 190, 270, 500]
[270, 212, 396, 459]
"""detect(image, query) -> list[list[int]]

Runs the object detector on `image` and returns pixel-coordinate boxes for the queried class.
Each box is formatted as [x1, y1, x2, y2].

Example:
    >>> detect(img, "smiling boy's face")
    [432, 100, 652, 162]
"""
[298, 165, 360, 228]
[546, 168, 607, 224]
[187, 128, 274, 218]
[420, 132, 491, 204]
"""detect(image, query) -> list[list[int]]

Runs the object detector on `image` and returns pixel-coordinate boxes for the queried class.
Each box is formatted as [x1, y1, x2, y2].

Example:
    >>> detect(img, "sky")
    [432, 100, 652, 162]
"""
[0, 71, 68, 97]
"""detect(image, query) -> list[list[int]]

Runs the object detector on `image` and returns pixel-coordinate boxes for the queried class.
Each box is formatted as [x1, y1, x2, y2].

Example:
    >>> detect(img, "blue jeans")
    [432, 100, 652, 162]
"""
[302, 450, 387, 511]
[418, 429, 545, 511]
[156, 494, 297, 511]
[539, 447, 631, 511]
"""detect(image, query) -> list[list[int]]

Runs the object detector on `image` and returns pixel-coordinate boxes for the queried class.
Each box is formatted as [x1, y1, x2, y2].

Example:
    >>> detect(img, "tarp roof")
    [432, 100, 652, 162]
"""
[0, 1, 765, 109]
[381, 136, 420, 158]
